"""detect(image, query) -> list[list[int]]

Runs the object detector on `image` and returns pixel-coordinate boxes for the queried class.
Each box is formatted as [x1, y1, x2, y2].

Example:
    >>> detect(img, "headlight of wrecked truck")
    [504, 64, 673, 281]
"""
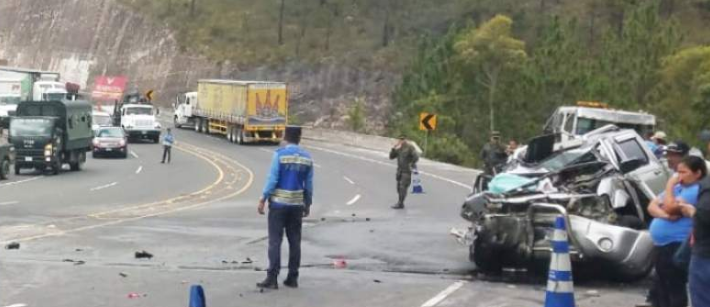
[461, 193, 489, 222]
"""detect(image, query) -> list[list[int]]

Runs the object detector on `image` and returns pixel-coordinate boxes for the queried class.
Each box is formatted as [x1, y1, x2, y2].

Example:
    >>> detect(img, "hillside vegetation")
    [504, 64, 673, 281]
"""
[122, 0, 710, 166]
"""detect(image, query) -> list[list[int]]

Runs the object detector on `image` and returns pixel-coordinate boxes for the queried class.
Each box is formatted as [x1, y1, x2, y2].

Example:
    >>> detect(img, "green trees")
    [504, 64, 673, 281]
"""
[454, 15, 527, 132]
[656, 46, 710, 140]
[391, 1, 700, 166]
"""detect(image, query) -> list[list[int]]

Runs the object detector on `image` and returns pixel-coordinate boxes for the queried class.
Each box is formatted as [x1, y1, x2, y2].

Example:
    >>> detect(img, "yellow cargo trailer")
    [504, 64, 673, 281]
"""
[179, 80, 288, 144]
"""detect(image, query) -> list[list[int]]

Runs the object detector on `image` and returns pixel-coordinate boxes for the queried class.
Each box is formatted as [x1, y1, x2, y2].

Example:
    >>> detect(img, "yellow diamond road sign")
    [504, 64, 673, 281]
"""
[420, 113, 437, 131]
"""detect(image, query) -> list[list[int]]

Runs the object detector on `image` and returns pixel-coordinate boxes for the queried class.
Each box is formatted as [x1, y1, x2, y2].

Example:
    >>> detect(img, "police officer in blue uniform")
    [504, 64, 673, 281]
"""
[257, 126, 314, 290]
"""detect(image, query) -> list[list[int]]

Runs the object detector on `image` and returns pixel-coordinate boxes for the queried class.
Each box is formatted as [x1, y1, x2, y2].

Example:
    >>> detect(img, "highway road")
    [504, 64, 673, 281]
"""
[0, 123, 650, 307]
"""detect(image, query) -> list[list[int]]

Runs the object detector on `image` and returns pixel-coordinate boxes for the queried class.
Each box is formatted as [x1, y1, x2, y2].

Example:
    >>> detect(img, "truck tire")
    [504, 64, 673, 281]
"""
[70, 152, 85, 171]
[203, 120, 210, 134]
[194, 118, 201, 133]
[174, 116, 182, 129]
[227, 126, 234, 143]
[52, 162, 60, 175]
[236, 128, 244, 145]
[0, 158, 9, 180]
[15, 163, 20, 175]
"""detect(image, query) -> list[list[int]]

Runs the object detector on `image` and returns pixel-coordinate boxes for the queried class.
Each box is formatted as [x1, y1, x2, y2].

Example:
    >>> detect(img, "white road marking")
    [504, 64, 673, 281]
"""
[421, 281, 466, 307]
[4, 304, 28, 307]
[130, 151, 139, 159]
[343, 176, 355, 185]
[346, 194, 361, 206]
[135, 166, 143, 174]
[90, 182, 118, 191]
[0, 176, 42, 188]
[0, 201, 19, 206]
[259, 148, 274, 154]
[306, 145, 470, 189]
[314, 163, 322, 168]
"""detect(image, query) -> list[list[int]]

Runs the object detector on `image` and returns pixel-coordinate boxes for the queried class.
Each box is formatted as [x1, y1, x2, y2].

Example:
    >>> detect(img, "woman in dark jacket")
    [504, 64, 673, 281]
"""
[681, 158, 710, 307]
[648, 155, 706, 307]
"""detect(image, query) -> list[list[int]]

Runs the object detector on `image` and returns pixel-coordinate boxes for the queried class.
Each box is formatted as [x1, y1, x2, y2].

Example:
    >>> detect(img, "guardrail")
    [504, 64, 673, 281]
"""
[302, 128, 398, 153]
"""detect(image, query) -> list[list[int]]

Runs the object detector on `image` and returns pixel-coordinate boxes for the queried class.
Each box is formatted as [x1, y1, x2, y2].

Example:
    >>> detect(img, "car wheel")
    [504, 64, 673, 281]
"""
[471, 233, 503, 274]
[52, 162, 60, 175]
[0, 158, 9, 180]
[174, 116, 182, 129]
[14, 163, 20, 175]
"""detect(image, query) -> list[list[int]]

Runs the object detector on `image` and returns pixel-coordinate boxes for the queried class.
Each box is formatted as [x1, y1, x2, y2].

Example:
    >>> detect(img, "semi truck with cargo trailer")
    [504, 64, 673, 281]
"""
[173, 80, 288, 144]
[9, 99, 93, 175]
[0, 67, 71, 126]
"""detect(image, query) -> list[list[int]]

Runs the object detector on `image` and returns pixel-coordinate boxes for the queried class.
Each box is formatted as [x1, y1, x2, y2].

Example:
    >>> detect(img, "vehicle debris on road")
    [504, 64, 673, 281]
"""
[5, 242, 20, 250]
[134, 250, 153, 259]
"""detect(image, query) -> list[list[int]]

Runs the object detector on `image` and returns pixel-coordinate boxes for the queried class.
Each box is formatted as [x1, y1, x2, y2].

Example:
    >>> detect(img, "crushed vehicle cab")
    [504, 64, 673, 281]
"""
[457, 126, 670, 280]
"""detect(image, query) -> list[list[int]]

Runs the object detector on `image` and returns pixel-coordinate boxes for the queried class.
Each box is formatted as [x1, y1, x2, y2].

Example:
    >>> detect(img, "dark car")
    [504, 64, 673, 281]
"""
[92, 127, 128, 158]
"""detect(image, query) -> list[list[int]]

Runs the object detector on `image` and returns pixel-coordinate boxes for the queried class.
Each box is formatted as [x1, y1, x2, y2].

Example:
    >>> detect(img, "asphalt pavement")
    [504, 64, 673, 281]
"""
[0, 124, 650, 307]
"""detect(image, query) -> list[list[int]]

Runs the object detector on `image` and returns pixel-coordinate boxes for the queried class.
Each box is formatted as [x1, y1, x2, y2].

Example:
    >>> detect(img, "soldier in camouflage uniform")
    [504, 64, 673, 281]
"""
[389, 136, 419, 209]
[480, 131, 508, 176]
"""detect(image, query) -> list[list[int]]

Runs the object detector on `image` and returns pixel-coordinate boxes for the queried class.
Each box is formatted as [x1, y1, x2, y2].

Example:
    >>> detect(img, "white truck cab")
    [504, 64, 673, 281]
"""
[119, 104, 161, 143]
[33, 81, 68, 101]
[173, 91, 198, 128]
[544, 102, 656, 143]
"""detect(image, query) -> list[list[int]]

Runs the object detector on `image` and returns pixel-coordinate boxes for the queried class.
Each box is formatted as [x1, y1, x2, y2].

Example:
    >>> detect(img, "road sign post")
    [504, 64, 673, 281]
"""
[419, 113, 437, 156]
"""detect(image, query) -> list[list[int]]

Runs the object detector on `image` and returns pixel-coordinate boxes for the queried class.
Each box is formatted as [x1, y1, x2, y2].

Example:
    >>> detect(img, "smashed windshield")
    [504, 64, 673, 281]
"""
[10, 118, 53, 137]
[539, 148, 598, 172]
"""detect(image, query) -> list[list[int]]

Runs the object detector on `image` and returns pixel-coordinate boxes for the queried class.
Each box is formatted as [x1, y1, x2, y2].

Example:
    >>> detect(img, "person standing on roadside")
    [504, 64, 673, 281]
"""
[161, 128, 174, 164]
[389, 135, 419, 210]
[646, 156, 706, 307]
[652, 131, 669, 158]
[480, 131, 507, 176]
[257, 126, 314, 290]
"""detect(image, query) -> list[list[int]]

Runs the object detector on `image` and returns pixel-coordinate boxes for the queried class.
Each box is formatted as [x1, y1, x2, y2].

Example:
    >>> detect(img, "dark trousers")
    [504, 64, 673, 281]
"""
[396, 170, 412, 205]
[162, 145, 171, 163]
[650, 242, 688, 307]
[267, 206, 304, 279]
[690, 255, 710, 307]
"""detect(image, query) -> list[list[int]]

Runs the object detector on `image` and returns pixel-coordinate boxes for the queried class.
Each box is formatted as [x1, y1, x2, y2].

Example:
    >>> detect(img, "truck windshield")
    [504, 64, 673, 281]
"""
[43, 93, 67, 101]
[0, 96, 21, 105]
[10, 118, 53, 137]
[125, 108, 153, 115]
[576, 117, 652, 135]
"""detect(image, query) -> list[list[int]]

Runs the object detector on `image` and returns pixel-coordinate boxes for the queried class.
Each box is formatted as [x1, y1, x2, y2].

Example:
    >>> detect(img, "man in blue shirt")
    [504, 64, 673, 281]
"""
[161, 128, 174, 164]
[257, 126, 314, 290]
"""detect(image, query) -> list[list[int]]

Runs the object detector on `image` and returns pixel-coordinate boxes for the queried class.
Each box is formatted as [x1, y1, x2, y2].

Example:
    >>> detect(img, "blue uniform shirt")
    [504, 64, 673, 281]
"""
[649, 182, 700, 246]
[262, 144, 314, 208]
[163, 133, 174, 146]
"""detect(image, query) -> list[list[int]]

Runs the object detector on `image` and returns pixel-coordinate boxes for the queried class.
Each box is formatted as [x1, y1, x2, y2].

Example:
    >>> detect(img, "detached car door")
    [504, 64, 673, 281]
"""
[611, 132, 669, 194]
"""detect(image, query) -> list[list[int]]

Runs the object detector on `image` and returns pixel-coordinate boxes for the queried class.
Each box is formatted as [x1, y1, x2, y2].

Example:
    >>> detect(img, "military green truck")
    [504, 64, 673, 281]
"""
[9, 99, 93, 175]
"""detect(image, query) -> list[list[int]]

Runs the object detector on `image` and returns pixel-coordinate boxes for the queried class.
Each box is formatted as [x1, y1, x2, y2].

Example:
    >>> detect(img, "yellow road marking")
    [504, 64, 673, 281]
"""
[0, 142, 254, 244]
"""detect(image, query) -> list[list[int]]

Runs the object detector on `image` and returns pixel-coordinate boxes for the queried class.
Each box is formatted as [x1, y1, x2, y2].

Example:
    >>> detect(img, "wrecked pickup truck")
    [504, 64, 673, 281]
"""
[455, 126, 670, 280]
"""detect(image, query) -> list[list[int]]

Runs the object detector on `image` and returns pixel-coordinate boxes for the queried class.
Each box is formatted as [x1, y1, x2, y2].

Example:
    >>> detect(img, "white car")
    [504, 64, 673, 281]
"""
[92, 110, 113, 134]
